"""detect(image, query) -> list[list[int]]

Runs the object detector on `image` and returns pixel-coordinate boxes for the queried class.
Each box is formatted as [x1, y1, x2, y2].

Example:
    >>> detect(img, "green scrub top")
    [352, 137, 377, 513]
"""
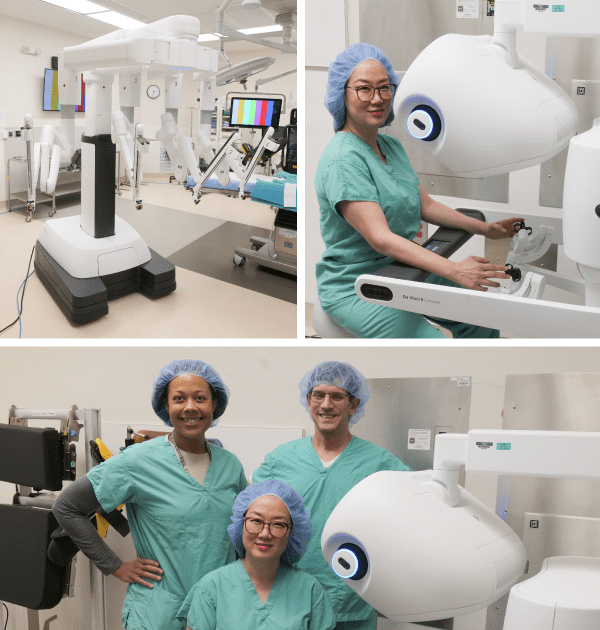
[252, 437, 410, 623]
[179, 560, 336, 630]
[87, 436, 248, 630]
[314, 132, 500, 339]
[315, 132, 421, 307]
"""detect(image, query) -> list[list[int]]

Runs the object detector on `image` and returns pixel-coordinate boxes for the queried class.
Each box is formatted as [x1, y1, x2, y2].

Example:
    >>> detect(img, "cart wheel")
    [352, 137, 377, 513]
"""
[118, 191, 122, 196]
[233, 254, 246, 267]
[251, 243, 261, 251]
[26, 216, 32, 223]
[49, 211, 55, 217]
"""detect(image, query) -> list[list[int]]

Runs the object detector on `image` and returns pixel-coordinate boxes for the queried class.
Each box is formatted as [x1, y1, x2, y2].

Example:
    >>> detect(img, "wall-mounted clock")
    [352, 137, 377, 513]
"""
[147, 85, 160, 99]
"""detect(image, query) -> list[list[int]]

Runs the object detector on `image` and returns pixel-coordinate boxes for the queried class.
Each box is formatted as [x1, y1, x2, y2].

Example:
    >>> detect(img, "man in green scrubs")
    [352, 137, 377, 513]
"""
[253, 361, 411, 630]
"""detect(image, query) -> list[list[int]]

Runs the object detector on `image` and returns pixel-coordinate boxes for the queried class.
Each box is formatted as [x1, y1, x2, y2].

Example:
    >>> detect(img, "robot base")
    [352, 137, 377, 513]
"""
[34, 242, 176, 325]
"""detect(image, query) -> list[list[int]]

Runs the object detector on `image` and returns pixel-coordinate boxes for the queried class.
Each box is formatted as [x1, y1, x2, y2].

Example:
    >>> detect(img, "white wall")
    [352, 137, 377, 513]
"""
[0, 15, 89, 202]
[1, 346, 600, 629]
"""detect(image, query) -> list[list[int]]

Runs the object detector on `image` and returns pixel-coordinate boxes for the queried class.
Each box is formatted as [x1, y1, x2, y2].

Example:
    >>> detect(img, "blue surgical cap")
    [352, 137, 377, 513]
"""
[151, 360, 230, 427]
[325, 42, 399, 132]
[299, 361, 371, 425]
[227, 480, 312, 566]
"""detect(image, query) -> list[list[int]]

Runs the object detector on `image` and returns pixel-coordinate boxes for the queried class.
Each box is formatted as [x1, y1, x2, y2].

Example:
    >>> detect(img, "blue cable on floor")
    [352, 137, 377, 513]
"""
[17, 270, 35, 338]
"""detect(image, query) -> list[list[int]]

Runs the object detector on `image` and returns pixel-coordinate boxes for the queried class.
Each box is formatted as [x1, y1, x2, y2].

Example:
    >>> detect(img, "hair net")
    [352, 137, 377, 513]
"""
[325, 42, 399, 132]
[227, 480, 312, 566]
[151, 360, 230, 427]
[298, 361, 371, 425]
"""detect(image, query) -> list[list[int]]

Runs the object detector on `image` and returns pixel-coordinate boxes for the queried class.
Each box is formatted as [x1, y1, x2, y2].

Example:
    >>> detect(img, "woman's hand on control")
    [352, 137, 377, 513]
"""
[113, 559, 163, 588]
[450, 256, 510, 291]
[484, 217, 525, 240]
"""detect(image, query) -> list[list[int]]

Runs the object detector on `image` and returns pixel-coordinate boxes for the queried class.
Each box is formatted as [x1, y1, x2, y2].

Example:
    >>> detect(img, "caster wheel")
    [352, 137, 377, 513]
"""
[26, 216, 32, 223]
[136, 204, 143, 210]
[233, 254, 246, 267]
[118, 191, 122, 196]
[251, 243, 261, 251]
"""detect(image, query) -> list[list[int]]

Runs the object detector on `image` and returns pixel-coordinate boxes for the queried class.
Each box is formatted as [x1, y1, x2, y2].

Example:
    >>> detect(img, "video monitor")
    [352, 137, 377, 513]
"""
[43, 69, 86, 112]
[229, 97, 282, 129]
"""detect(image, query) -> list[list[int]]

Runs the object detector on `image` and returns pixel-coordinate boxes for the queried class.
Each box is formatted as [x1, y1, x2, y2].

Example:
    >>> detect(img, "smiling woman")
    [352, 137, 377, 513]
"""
[161, 374, 217, 454]
[178, 480, 336, 630]
[314, 43, 521, 339]
[50, 359, 248, 630]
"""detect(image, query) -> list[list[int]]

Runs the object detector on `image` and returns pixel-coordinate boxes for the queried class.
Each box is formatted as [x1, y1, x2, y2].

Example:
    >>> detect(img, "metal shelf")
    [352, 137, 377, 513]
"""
[7, 156, 81, 222]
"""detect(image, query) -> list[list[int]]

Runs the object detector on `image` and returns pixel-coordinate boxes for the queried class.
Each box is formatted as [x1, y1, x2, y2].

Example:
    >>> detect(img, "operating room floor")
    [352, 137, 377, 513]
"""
[0, 178, 297, 339]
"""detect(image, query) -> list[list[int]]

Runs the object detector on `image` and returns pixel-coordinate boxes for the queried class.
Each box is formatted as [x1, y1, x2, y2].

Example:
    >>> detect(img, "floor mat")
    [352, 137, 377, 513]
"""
[168, 221, 297, 304]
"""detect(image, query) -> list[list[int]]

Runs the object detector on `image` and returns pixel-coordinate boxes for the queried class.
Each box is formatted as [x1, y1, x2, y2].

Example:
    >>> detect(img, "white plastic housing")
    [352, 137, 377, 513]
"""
[38, 215, 151, 278]
[62, 16, 218, 77]
[394, 34, 578, 177]
[321, 470, 526, 623]
[504, 557, 600, 630]
[562, 118, 600, 284]
[57, 51, 83, 106]
[465, 430, 600, 479]
[165, 73, 183, 109]
[524, 1, 600, 37]
[119, 73, 141, 108]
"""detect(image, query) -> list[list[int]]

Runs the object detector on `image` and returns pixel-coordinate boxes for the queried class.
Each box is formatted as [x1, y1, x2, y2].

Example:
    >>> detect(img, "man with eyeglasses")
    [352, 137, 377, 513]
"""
[253, 361, 410, 630]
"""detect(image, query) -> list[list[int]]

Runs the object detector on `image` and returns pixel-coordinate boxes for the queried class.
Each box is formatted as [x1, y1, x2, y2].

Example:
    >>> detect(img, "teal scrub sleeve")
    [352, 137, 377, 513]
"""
[323, 159, 380, 214]
[87, 449, 138, 514]
[186, 583, 217, 630]
[386, 455, 412, 472]
[309, 580, 337, 630]
[175, 582, 199, 628]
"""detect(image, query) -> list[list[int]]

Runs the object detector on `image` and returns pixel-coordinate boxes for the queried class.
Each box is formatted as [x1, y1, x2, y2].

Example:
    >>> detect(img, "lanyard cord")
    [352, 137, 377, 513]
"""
[168, 432, 212, 475]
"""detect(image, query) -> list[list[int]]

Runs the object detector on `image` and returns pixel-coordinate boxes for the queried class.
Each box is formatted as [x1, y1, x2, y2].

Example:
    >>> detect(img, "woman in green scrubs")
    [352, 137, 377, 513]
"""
[179, 480, 336, 630]
[52, 360, 248, 630]
[315, 43, 523, 338]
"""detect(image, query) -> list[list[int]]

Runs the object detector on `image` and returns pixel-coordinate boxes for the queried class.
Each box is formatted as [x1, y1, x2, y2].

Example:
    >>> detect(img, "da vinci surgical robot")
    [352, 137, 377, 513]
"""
[354, 0, 600, 337]
[322, 430, 600, 629]
[33, 16, 218, 325]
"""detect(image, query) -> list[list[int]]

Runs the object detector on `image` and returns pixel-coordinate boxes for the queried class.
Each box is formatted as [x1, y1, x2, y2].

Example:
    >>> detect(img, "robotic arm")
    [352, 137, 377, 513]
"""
[111, 111, 149, 210]
[194, 77, 218, 167]
[36, 125, 74, 196]
[22, 114, 36, 218]
[190, 126, 284, 203]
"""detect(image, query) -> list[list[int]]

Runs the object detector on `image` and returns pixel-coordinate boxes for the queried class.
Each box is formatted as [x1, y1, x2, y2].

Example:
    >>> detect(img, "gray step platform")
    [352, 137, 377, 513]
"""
[34, 241, 176, 325]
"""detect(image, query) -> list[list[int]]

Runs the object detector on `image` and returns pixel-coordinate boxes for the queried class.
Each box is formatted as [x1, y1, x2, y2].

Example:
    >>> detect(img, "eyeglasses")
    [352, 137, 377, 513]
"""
[346, 84, 397, 102]
[309, 391, 350, 403]
[244, 517, 292, 538]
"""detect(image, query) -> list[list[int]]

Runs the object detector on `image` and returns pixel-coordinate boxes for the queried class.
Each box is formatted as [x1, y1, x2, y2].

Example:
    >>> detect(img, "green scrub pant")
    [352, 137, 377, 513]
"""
[335, 609, 378, 630]
[324, 275, 500, 339]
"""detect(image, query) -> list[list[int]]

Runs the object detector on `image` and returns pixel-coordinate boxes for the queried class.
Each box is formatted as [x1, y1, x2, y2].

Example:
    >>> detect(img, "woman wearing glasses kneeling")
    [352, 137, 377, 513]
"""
[315, 43, 522, 338]
[178, 480, 335, 630]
